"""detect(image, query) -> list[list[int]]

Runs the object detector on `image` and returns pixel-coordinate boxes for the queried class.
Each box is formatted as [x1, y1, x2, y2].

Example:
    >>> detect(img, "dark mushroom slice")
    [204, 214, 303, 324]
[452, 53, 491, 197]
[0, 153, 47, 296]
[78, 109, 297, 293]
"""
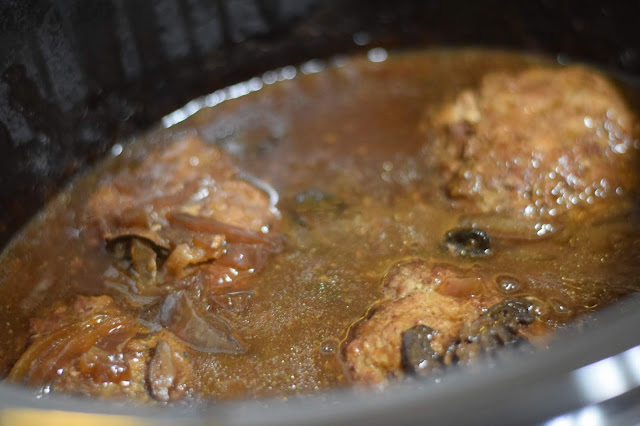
[105, 228, 171, 257]
[452, 298, 536, 364]
[401, 325, 444, 375]
[443, 228, 491, 257]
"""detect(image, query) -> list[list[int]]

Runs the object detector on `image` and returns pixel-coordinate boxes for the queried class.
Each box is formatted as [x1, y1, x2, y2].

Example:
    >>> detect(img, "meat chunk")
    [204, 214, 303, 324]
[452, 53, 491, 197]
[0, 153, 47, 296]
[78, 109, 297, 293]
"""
[148, 340, 189, 402]
[423, 66, 640, 218]
[87, 136, 281, 292]
[89, 136, 278, 234]
[342, 260, 539, 385]
[343, 290, 490, 384]
[8, 296, 195, 403]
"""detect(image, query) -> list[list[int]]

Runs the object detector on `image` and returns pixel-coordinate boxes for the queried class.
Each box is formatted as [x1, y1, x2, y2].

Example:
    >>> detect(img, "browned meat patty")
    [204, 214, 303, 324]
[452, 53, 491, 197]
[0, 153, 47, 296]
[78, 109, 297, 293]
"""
[88, 136, 277, 233]
[422, 66, 640, 218]
[343, 291, 490, 385]
[8, 295, 196, 403]
[342, 260, 541, 385]
[87, 136, 281, 293]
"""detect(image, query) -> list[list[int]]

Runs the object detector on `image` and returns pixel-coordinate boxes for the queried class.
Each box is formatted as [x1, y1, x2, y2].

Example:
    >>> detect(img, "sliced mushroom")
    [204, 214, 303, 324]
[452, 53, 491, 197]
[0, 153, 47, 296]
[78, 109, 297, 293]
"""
[453, 298, 536, 364]
[401, 325, 444, 375]
[443, 228, 491, 257]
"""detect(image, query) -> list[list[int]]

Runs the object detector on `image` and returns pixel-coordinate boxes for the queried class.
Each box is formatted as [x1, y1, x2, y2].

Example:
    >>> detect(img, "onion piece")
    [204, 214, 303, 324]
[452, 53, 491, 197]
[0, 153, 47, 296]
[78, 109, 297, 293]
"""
[159, 292, 245, 354]
[8, 315, 128, 386]
[104, 280, 162, 306]
[166, 212, 279, 248]
[217, 243, 268, 270]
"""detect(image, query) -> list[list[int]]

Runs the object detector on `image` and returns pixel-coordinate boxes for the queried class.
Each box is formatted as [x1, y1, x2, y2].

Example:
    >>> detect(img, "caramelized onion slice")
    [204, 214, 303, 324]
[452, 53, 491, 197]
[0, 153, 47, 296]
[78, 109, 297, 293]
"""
[8, 315, 128, 386]
[159, 292, 245, 354]
[104, 280, 162, 306]
[217, 243, 268, 270]
[166, 212, 279, 248]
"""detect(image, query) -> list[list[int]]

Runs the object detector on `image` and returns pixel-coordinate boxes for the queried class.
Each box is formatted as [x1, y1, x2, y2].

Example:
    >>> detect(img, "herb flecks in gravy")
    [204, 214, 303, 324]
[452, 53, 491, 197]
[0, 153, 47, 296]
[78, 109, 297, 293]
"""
[0, 49, 639, 403]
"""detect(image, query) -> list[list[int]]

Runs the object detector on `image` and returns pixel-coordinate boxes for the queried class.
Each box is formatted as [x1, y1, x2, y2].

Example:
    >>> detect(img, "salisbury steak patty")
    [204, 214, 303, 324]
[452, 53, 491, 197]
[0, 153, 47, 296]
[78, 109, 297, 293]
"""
[342, 260, 541, 385]
[343, 289, 492, 384]
[87, 136, 281, 293]
[423, 66, 640, 218]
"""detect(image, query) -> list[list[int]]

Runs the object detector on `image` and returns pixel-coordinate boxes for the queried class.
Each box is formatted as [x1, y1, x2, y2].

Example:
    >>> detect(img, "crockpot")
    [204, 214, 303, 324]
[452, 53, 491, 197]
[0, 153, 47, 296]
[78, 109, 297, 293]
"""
[1, 1, 640, 424]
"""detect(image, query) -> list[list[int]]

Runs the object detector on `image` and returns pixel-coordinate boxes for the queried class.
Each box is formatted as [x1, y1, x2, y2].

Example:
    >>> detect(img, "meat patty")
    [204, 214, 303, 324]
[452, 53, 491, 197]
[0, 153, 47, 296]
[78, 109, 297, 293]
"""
[343, 291, 491, 384]
[8, 296, 195, 403]
[342, 260, 539, 385]
[88, 136, 277, 233]
[423, 66, 640, 218]
[87, 136, 281, 293]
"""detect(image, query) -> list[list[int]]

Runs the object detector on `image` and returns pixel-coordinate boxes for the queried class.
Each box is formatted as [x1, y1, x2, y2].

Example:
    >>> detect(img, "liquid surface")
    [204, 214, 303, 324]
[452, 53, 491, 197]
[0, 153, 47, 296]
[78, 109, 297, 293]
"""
[0, 48, 639, 402]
